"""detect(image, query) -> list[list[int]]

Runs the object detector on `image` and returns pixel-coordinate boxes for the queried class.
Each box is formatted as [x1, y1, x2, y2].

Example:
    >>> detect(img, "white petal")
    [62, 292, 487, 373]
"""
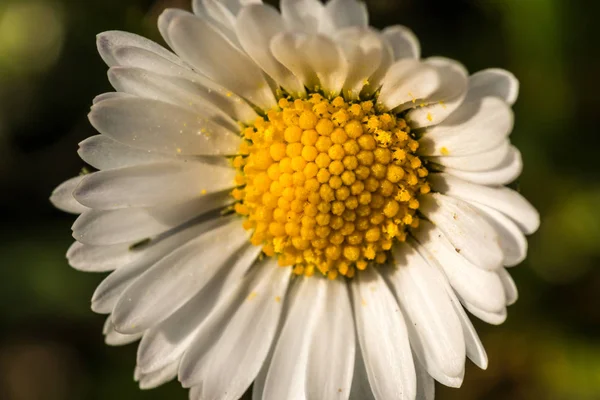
[91, 216, 226, 314]
[261, 277, 328, 399]
[414, 356, 435, 400]
[498, 268, 518, 306]
[157, 8, 195, 50]
[50, 176, 89, 214]
[429, 173, 540, 235]
[326, 0, 368, 29]
[418, 97, 513, 157]
[179, 260, 290, 400]
[74, 161, 235, 209]
[137, 361, 179, 389]
[351, 268, 416, 400]
[108, 67, 239, 131]
[281, 0, 325, 33]
[406, 57, 469, 128]
[93, 92, 134, 104]
[442, 146, 522, 186]
[136, 242, 260, 374]
[303, 34, 349, 96]
[348, 350, 376, 400]
[110, 50, 258, 123]
[360, 33, 393, 97]
[112, 218, 248, 334]
[306, 279, 355, 400]
[460, 299, 507, 325]
[96, 30, 181, 68]
[468, 68, 519, 105]
[425, 140, 511, 172]
[67, 241, 140, 272]
[103, 317, 143, 346]
[377, 59, 439, 111]
[235, 4, 305, 96]
[72, 193, 233, 245]
[336, 27, 383, 100]
[167, 14, 276, 109]
[79, 135, 173, 170]
[271, 32, 319, 90]
[194, 0, 238, 45]
[89, 97, 241, 156]
[194, 0, 262, 16]
[382, 25, 420, 60]
[412, 221, 506, 312]
[445, 290, 488, 370]
[419, 192, 504, 270]
[387, 241, 466, 384]
[472, 203, 528, 267]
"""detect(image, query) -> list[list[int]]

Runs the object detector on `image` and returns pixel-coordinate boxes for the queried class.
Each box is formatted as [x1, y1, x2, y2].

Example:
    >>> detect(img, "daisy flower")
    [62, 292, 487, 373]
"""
[51, 0, 540, 399]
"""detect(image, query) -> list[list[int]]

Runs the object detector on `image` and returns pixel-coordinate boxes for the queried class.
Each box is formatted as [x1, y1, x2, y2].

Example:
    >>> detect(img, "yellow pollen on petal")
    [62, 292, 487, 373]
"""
[232, 96, 428, 278]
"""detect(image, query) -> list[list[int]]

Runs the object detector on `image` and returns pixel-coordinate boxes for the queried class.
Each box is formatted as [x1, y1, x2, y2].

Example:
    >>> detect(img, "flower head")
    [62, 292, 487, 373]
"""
[51, 0, 539, 399]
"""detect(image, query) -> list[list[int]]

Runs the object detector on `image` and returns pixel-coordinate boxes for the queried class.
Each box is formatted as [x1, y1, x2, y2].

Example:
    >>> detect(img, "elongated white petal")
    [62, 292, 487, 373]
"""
[51, 176, 89, 214]
[108, 67, 238, 131]
[412, 221, 506, 312]
[468, 68, 519, 105]
[281, 0, 325, 33]
[351, 268, 416, 400]
[167, 14, 276, 109]
[429, 173, 540, 235]
[326, 0, 368, 29]
[91, 216, 225, 314]
[378, 59, 439, 111]
[472, 203, 528, 267]
[419, 97, 513, 157]
[419, 193, 504, 270]
[306, 279, 355, 400]
[425, 140, 511, 172]
[302, 34, 349, 96]
[136, 243, 260, 374]
[271, 32, 319, 90]
[89, 97, 241, 156]
[442, 287, 488, 370]
[236, 4, 305, 96]
[414, 355, 435, 400]
[67, 241, 139, 272]
[406, 57, 469, 128]
[103, 317, 143, 346]
[194, 0, 238, 46]
[79, 135, 173, 170]
[348, 346, 376, 400]
[498, 268, 518, 306]
[461, 299, 507, 325]
[112, 219, 248, 334]
[106, 46, 258, 123]
[97, 30, 182, 68]
[138, 361, 179, 390]
[336, 27, 383, 100]
[387, 241, 466, 384]
[74, 161, 235, 209]
[361, 34, 393, 97]
[179, 260, 290, 400]
[93, 92, 135, 104]
[261, 278, 328, 399]
[72, 193, 233, 245]
[382, 25, 420, 60]
[194, 0, 262, 16]
[443, 146, 522, 186]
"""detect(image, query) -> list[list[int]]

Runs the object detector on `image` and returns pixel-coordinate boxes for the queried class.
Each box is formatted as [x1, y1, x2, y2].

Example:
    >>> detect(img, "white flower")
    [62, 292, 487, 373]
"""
[50, 0, 539, 399]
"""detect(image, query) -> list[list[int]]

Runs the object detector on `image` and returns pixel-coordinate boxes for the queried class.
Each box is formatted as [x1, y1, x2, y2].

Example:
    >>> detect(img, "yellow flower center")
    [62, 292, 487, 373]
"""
[231, 94, 430, 279]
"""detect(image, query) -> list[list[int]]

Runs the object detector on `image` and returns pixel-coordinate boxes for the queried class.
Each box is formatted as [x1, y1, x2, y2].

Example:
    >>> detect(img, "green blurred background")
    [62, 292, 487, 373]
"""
[0, 0, 598, 399]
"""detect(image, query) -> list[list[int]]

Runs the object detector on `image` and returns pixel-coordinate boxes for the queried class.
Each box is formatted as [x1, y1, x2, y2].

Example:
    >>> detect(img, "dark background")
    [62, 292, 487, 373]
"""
[1, 0, 599, 399]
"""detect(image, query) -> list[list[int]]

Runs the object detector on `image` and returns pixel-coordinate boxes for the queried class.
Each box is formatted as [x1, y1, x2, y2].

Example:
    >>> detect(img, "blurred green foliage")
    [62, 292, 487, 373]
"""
[0, 0, 599, 399]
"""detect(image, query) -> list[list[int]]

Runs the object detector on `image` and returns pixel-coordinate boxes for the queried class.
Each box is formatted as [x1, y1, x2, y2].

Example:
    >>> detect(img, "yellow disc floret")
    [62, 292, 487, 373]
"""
[232, 94, 429, 279]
